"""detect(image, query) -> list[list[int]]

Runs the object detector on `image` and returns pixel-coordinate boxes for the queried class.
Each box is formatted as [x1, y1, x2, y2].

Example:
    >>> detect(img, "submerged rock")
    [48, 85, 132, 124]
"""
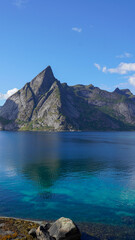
[121, 216, 135, 225]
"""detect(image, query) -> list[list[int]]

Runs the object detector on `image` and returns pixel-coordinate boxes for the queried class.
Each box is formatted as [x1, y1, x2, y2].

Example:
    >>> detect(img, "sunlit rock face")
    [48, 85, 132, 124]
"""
[1, 66, 135, 131]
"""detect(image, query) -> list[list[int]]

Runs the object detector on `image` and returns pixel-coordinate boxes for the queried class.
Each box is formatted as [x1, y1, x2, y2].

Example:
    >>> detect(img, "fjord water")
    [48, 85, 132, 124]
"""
[0, 132, 135, 226]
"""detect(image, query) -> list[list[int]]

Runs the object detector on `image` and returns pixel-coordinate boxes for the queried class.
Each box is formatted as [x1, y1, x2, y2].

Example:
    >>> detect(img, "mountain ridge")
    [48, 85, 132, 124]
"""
[1, 66, 135, 131]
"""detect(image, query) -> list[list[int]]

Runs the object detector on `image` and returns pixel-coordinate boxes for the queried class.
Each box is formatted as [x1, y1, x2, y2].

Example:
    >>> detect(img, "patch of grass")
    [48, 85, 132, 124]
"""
[16, 119, 27, 125]
[19, 120, 54, 131]
[0, 217, 39, 240]
[99, 105, 119, 119]
[0, 232, 17, 240]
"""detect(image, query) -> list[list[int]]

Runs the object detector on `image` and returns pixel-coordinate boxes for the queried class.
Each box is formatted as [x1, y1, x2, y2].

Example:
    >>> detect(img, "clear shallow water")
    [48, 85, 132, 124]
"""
[0, 131, 135, 226]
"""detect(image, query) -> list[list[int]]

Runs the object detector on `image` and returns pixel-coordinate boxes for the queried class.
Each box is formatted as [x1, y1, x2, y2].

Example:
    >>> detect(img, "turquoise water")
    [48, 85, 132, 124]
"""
[0, 131, 135, 226]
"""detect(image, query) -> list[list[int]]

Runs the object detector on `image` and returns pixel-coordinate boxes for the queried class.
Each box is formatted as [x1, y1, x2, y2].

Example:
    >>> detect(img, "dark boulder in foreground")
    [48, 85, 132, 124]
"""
[29, 217, 81, 240]
[28, 228, 37, 238]
[36, 225, 55, 240]
[48, 217, 81, 240]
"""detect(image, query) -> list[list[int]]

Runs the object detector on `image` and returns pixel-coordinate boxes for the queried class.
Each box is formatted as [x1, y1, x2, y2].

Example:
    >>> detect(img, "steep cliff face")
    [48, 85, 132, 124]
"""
[0, 66, 78, 131]
[0, 66, 55, 121]
[1, 66, 135, 131]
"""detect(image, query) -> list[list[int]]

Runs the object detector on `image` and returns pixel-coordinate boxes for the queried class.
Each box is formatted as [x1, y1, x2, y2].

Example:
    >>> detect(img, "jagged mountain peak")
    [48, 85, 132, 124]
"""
[1, 66, 135, 131]
[114, 87, 133, 96]
[30, 65, 55, 97]
[114, 87, 121, 93]
[33, 65, 54, 78]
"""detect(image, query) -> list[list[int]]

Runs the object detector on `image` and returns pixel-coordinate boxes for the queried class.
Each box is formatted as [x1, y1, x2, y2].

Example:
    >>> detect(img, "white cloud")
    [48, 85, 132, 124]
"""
[94, 63, 101, 70]
[0, 88, 18, 100]
[72, 27, 82, 33]
[13, 0, 28, 8]
[128, 74, 135, 87]
[94, 60, 135, 89]
[102, 62, 135, 75]
[116, 52, 133, 58]
[102, 66, 107, 73]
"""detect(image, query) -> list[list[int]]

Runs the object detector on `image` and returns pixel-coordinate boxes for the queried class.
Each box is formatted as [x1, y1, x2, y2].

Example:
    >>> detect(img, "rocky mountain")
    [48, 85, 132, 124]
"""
[1, 66, 135, 131]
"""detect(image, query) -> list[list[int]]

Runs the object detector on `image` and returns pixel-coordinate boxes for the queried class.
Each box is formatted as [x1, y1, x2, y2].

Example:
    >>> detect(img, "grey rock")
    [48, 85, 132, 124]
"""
[36, 225, 54, 240]
[48, 217, 81, 240]
[44, 223, 53, 231]
[29, 228, 37, 237]
[0, 223, 5, 227]
[1, 66, 135, 131]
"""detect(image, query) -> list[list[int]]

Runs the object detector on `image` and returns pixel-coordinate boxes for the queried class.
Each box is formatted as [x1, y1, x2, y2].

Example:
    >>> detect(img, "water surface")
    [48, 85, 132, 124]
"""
[0, 131, 135, 226]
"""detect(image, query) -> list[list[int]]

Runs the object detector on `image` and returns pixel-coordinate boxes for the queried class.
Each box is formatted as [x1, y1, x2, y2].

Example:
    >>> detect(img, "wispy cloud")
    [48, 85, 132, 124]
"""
[102, 66, 107, 73]
[72, 27, 82, 33]
[13, 0, 28, 8]
[94, 61, 135, 88]
[102, 62, 135, 75]
[94, 63, 101, 70]
[116, 52, 133, 59]
[0, 88, 18, 100]
[101, 62, 135, 87]
[128, 74, 135, 87]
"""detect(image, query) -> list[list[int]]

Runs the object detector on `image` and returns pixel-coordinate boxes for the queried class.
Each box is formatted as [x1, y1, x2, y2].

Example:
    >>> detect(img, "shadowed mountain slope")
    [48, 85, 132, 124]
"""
[1, 66, 135, 131]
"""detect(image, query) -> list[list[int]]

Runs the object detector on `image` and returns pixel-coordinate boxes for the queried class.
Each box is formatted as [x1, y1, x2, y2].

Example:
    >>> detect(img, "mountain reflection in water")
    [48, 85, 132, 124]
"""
[0, 131, 135, 225]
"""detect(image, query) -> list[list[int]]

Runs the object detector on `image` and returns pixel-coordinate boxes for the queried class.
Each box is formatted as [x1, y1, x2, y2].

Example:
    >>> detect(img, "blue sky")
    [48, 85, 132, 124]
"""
[0, 0, 135, 105]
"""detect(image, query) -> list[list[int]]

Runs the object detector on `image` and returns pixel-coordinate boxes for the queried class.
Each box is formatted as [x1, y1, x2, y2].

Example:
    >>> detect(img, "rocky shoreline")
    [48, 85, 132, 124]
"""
[1, 217, 135, 240]
[0, 217, 81, 240]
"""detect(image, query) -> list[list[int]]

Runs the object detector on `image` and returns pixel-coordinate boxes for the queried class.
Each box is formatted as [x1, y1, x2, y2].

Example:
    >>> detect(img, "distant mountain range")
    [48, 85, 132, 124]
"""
[1, 66, 135, 131]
